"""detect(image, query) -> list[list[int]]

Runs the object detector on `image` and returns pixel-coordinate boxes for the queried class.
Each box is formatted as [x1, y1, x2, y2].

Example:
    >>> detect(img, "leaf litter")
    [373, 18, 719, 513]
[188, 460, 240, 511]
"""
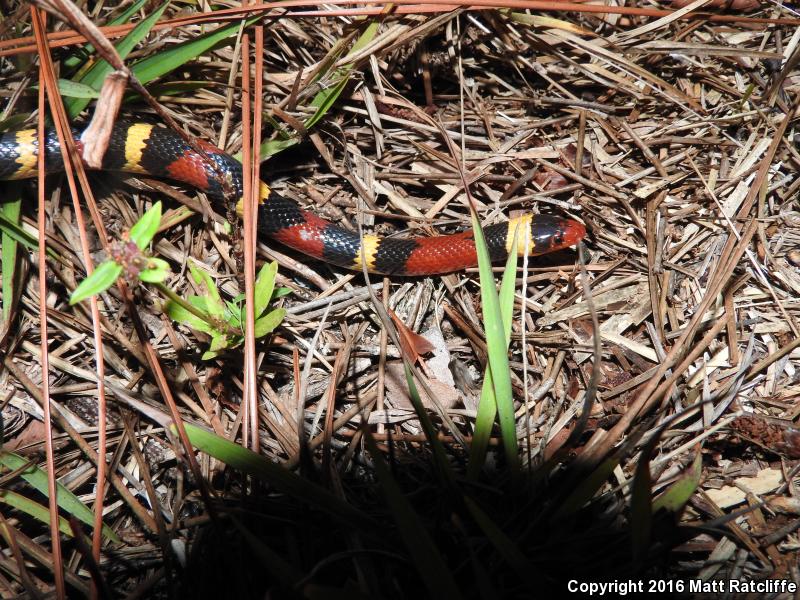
[0, 0, 800, 595]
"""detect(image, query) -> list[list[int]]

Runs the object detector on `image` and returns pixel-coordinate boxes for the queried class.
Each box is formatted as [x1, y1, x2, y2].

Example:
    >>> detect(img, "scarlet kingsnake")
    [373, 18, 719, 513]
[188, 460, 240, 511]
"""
[0, 121, 586, 275]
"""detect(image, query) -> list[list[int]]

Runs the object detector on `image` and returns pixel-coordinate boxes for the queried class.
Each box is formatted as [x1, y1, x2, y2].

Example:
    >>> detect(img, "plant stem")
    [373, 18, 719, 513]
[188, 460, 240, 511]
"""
[152, 282, 239, 336]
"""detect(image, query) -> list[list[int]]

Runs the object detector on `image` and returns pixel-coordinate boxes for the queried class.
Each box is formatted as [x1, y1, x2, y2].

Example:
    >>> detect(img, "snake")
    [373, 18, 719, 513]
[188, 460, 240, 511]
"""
[0, 121, 586, 275]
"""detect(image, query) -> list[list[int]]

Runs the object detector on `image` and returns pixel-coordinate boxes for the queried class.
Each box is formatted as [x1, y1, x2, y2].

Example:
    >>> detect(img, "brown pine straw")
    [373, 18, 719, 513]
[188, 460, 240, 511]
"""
[1, 0, 798, 58]
[32, 8, 67, 598]
[30, 0, 223, 541]
[576, 97, 799, 471]
[249, 25, 265, 450]
[239, 21, 263, 452]
[30, 0, 153, 587]
[30, 0, 177, 585]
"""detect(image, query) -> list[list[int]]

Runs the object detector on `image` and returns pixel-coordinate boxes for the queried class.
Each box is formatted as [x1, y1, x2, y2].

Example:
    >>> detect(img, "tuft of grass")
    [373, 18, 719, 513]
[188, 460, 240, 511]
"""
[0, 191, 21, 336]
[254, 21, 381, 160]
[0, 452, 119, 543]
[174, 421, 373, 530]
[364, 431, 463, 600]
[467, 218, 520, 477]
[0, 489, 73, 537]
[131, 17, 258, 86]
[65, 1, 169, 118]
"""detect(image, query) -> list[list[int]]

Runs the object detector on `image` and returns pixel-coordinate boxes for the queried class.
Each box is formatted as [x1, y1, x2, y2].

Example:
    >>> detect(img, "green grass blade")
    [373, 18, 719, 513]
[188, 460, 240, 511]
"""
[0, 489, 72, 537]
[0, 452, 120, 542]
[229, 515, 303, 587]
[0, 209, 36, 251]
[463, 496, 535, 583]
[468, 222, 519, 476]
[66, 2, 170, 118]
[0, 114, 31, 133]
[630, 453, 653, 562]
[400, 363, 456, 486]
[0, 204, 65, 265]
[468, 230, 519, 478]
[552, 457, 619, 519]
[132, 19, 257, 85]
[56, 79, 100, 99]
[253, 138, 299, 160]
[1, 192, 22, 326]
[363, 432, 463, 600]
[254, 22, 379, 159]
[62, 0, 150, 71]
[652, 452, 702, 515]
[176, 422, 373, 530]
[305, 22, 378, 130]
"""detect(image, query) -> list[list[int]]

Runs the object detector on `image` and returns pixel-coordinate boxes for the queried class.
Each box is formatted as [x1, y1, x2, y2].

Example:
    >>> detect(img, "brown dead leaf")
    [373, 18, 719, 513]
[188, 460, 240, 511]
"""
[388, 308, 435, 363]
[5, 418, 45, 452]
[383, 361, 460, 410]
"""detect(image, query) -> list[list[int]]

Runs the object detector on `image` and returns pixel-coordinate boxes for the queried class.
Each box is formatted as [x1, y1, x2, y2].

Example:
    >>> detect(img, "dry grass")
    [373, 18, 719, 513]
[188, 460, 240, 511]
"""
[0, 0, 799, 596]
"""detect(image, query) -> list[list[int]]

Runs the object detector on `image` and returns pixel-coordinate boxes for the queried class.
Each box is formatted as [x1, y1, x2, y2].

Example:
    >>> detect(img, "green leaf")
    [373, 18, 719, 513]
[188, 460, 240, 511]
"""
[62, 0, 150, 71]
[552, 457, 619, 519]
[208, 333, 230, 353]
[177, 422, 373, 529]
[1, 193, 22, 326]
[253, 308, 285, 338]
[464, 497, 536, 584]
[273, 287, 292, 300]
[0, 452, 120, 542]
[148, 257, 170, 271]
[305, 22, 379, 130]
[164, 301, 213, 334]
[70, 261, 123, 304]
[225, 301, 243, 329]
[0, 489, 73, 537]
[128, 201, 162, 250]
[364, 432, 463, 600]
[138, 268, 168, 283]
[468, 224, 520, 478]
[254, 261, 278, 318]
[56, 79, 100, 99]
[66, 2, 170, 118]
[652, 452, 702, 515]
[131, 19, 257, 85]
[0, 113, 31, 133]
[188, 263, 225, 318]
[188, 295, 210, 312]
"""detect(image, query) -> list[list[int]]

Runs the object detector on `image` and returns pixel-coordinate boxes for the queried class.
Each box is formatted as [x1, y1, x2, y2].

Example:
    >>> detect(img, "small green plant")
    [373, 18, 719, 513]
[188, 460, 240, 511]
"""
[164, 261, 288, 359]
[70, 201, 170, 303]
[69, 201, 287, 359]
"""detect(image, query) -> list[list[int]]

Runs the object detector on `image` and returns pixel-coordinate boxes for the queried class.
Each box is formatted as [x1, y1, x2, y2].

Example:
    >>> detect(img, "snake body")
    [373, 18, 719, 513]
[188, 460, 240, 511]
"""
[0, 121, 585, 275]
